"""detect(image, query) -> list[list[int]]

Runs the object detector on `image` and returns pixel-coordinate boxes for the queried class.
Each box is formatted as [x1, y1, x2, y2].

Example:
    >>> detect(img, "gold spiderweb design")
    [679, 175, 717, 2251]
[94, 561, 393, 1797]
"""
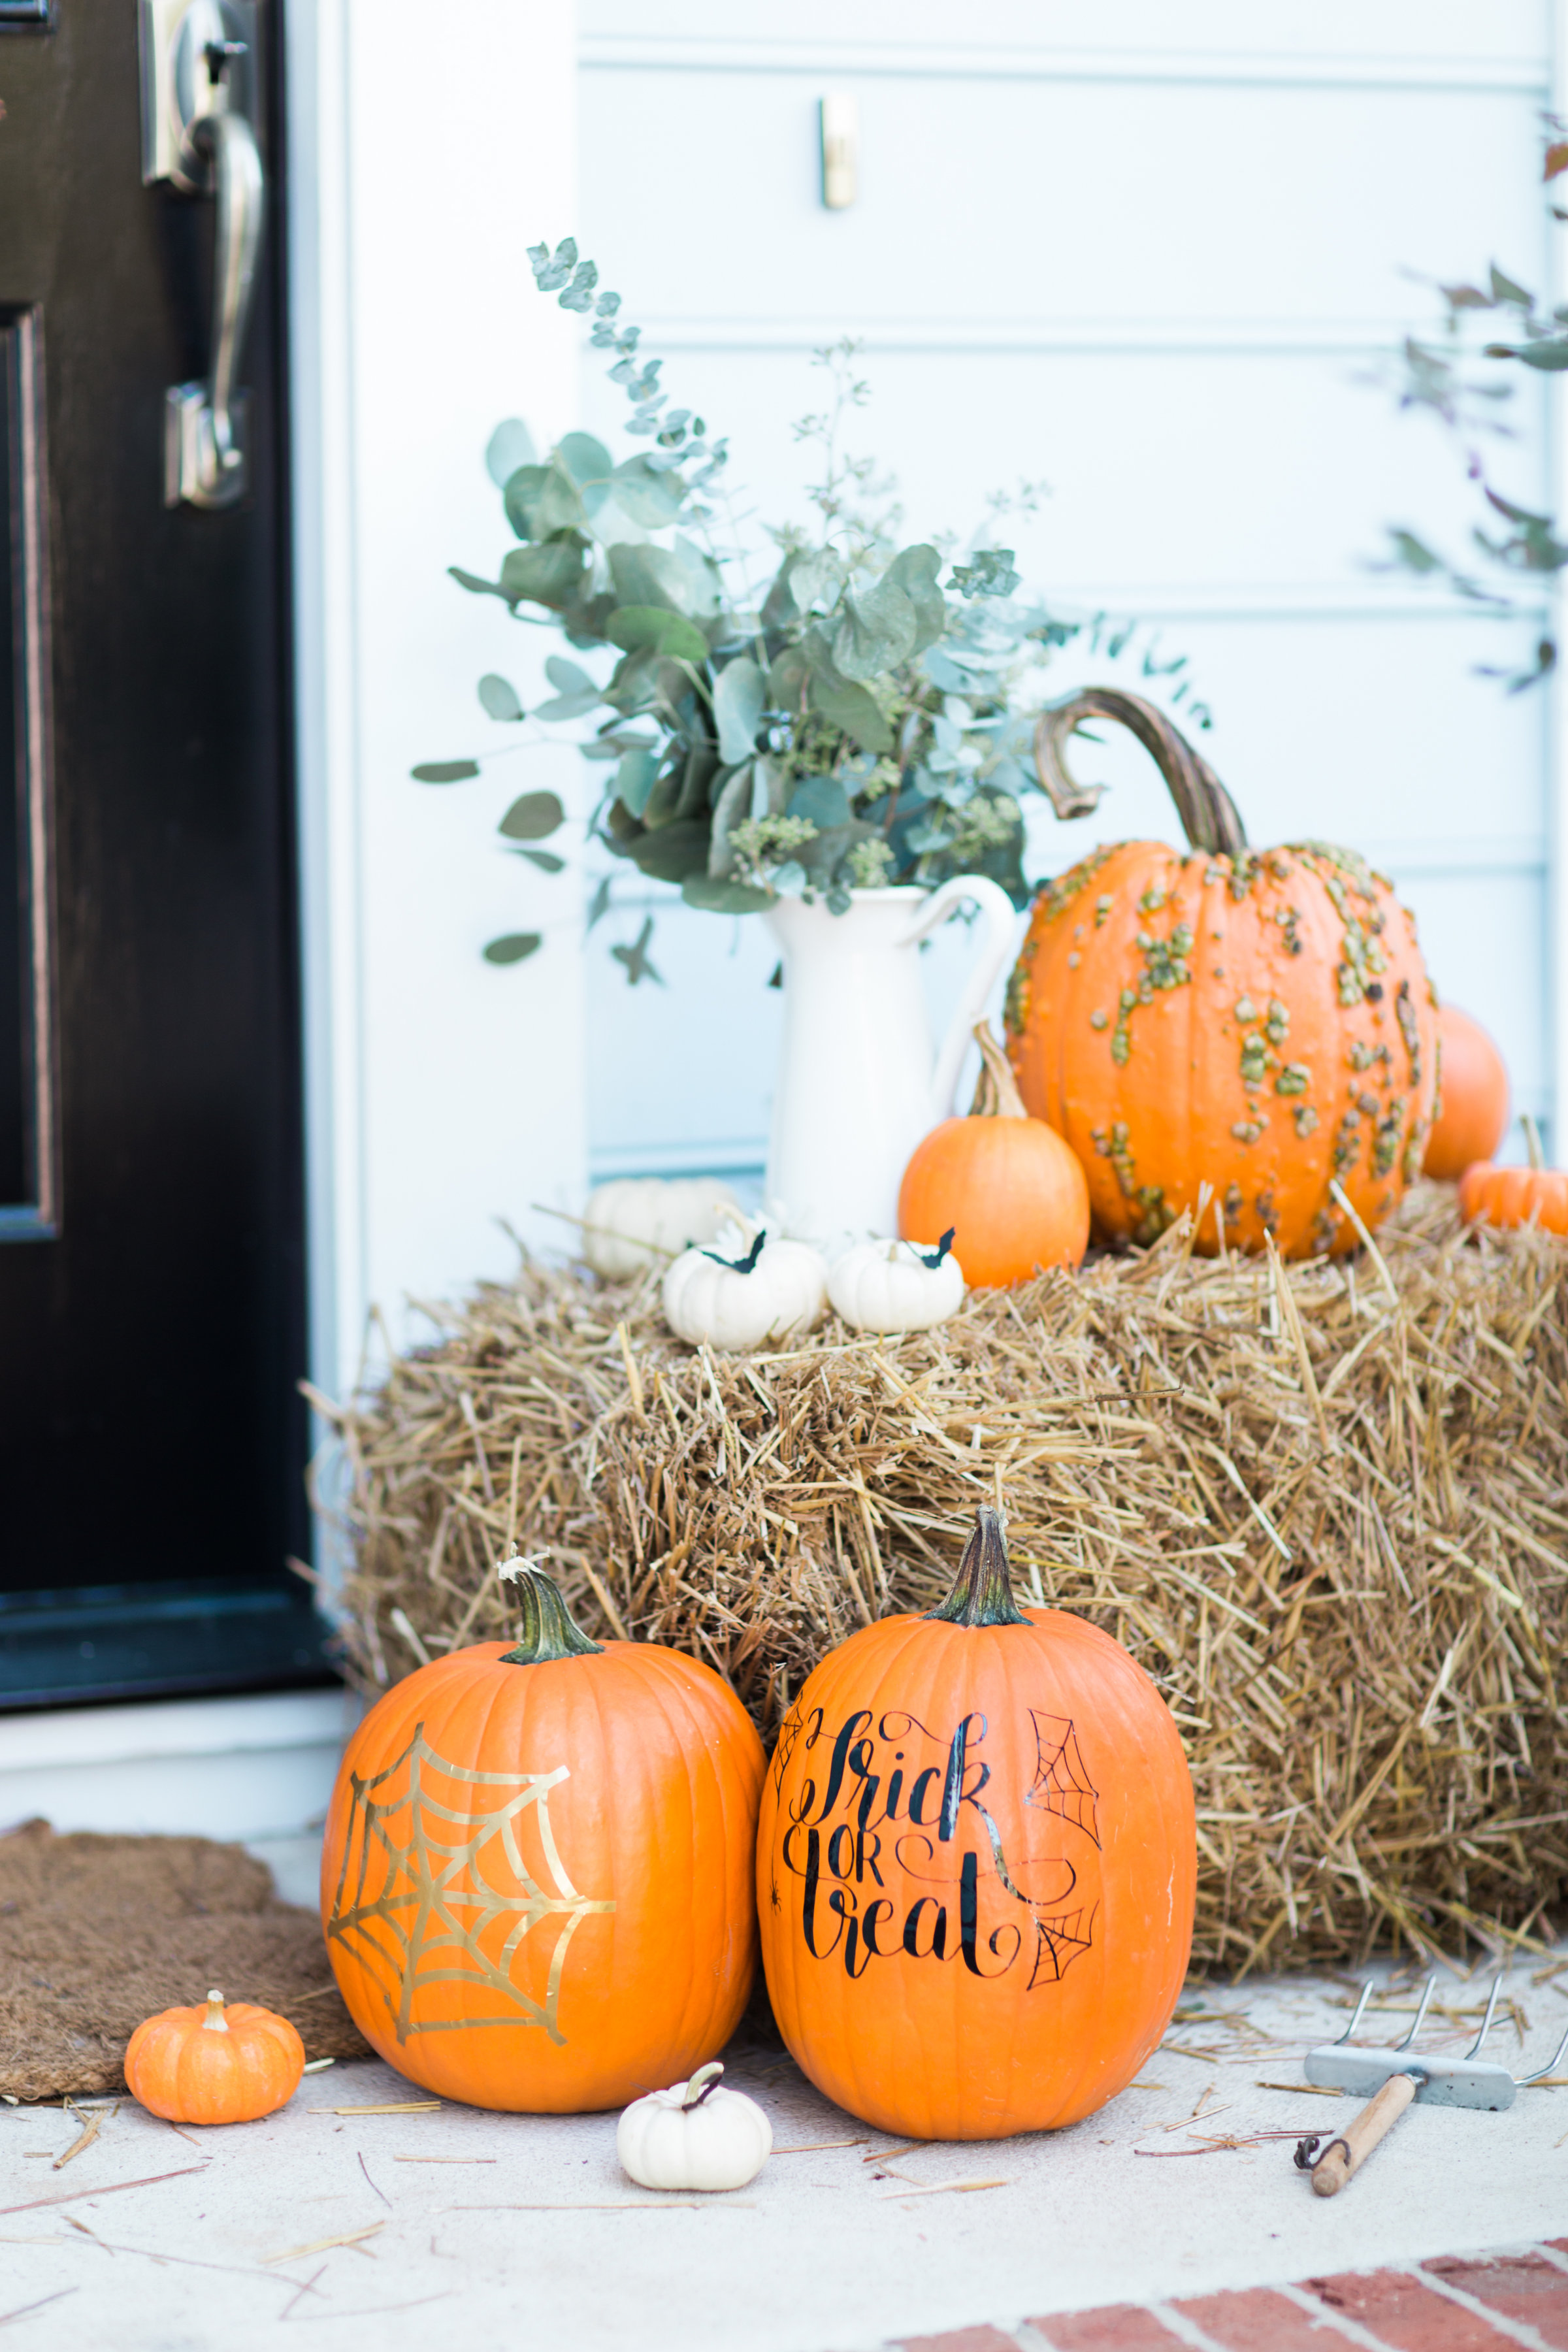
[325, 1724, 614, 2046]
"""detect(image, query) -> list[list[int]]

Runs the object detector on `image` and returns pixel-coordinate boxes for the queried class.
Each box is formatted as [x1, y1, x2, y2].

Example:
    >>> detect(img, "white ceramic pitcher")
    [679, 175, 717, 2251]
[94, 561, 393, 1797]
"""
[762, 877, 1020, 1245]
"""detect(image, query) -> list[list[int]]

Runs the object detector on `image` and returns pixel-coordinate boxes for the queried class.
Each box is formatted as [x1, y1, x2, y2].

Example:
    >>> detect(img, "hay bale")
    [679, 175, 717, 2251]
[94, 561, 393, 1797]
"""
[313, 1184, 1568, 1974]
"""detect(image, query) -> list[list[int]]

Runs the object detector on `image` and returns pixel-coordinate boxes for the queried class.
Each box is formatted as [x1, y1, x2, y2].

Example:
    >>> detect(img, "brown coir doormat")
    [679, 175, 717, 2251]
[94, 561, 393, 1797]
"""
[0, 1819, 370, 2100]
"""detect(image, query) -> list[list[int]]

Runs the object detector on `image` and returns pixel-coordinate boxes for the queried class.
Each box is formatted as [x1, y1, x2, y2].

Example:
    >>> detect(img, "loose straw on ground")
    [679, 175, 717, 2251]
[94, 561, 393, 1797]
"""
[314, 1183, 1568, 1975]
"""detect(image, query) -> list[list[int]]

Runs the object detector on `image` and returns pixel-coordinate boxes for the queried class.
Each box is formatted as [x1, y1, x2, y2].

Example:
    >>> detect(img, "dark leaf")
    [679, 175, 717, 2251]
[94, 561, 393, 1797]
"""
[412, 759, 481, 783]
[448, 565, 511, 603]
[808, 670, 894, 753]
[498, 791, 566, 842]
[621, 819, 711, 883]
[788, 775, 853, 830]
[681, 874, 774, 913]
[503, 464, 553, 541]
[586, 875, 613, 930]
[510, 847, 566, 872]
[611, 915, 664, 985]
[1548, 141, 1568, 182]
[605, 606, 711, 663]
[609, 543, 696, 616]
[483, 932, 543, 966]
[500, 538, 590, 612]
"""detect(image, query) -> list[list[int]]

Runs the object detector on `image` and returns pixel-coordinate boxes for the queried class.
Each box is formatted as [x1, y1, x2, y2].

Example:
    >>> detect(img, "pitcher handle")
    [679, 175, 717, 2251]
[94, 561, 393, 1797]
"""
[896, 875, 1021, 1124]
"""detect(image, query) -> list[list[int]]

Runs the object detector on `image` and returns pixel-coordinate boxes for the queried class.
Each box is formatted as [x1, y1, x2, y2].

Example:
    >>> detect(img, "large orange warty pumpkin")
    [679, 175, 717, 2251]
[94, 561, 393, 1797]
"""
[1005, 691, 1439, 1258]
[321, 1565, 765, 2112]
[757, 1507, 1196, 2142]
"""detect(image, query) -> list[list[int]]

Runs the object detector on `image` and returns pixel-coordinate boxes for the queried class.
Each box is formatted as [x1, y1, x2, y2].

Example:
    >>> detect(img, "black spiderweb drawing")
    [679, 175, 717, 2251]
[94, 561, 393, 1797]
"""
[324, 1725, 614, 2046]
[1025, 1710, 1100, 1848]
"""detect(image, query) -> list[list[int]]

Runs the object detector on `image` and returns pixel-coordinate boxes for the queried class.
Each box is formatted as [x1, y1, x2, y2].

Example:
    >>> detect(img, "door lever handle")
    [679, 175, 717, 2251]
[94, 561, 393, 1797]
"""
[140, 0, 266, 510]
[175, 106, 264, 500]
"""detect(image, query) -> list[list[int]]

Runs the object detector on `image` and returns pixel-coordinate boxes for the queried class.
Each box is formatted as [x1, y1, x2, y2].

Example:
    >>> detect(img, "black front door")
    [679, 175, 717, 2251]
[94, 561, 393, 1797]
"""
[0, 0, 331, 1703]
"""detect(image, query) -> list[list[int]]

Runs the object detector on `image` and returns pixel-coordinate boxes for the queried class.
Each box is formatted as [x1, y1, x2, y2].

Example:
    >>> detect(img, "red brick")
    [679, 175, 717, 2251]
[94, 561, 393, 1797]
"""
[1027, 2310, 1182, 2351]
[894, 2332, 1021, 2352]
[1304, 2268, 1514, 2350]
[1174, 2285, 1357, 2349]
[1424, 2255, 1568, 2350]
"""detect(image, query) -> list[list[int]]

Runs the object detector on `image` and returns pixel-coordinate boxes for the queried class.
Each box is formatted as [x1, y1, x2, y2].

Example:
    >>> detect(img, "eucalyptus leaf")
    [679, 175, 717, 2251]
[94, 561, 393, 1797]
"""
[483, 932, 543, 966]
[485, 418, 538, 487]
[622, 818, 711, 883]
[713, 657, 766, 764]
[612, 455, 687, 527]
[478, 674, 525, 723]
[448, 566, 511, 604]
[498, 791, 566, 842]
[615, 746, 661, 819]
[555, 431, 613, 486]
[510, 847, 567, 872]
[707, 762, 753, 875]
[609, 544, 696, 617]
[547, 655, 597, 697]
[411, 759, 481, 784]
[606, 606, 710, 664]
[808, 670, 894, 753]
[503, 465, 551, 541]
[791, 549, 846, 612]
[668, 534, 723, 618]
[500, 539, 589, 612]
[788, 775, 853, 830]
[532, 468, 589, 536]
[683, 874, 774, 913]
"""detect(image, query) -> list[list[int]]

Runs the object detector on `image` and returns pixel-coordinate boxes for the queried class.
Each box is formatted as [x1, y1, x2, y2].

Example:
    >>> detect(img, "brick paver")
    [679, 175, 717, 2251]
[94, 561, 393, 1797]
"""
[1028, 2308, 1181, 2350]
[1303, 2268, 1518, 2350]
[1174, 2285, 1358, 2348]
[895, 2330, 1022, 2352]
[1424, 2254, 1568, 2349]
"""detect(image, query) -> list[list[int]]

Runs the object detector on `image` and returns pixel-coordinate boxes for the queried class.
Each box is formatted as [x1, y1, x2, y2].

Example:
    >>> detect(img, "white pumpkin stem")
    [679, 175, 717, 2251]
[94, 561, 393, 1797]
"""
[1524, 1113, 1546, 1173]
[202, 1990, 229, 2033]
[681, 2061, 724, 2110]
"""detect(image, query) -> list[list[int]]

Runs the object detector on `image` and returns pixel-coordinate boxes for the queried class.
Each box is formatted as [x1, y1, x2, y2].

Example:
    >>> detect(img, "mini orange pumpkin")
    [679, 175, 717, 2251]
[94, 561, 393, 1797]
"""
[1005, 691, 1439, 1258]
[1459, 1118, 1568, 1235]
[321, 1563, 765, 2114]
[898, 1024, 1089, 1285]
[757, 1506, 1196, 2142]
[1424, 1004, 1510, 1181]
[125, 1989, 304, 2124]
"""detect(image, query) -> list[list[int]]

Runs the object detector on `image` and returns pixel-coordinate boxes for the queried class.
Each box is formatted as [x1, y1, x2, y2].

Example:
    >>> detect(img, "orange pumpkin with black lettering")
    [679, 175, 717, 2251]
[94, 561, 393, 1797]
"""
[757, 1507, 1195, 2141]
[1004, 691, 1439, 1257]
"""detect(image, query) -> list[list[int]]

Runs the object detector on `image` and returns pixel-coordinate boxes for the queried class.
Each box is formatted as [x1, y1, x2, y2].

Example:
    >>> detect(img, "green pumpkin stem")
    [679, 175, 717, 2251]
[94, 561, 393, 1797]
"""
[499, 1564, 604, 1665]
[924, 1505, 1030, 1629]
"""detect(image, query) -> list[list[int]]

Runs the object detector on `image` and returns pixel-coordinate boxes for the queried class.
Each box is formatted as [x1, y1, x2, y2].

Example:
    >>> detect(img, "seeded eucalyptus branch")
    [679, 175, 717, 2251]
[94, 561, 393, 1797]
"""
[414, 239, 1210, 975]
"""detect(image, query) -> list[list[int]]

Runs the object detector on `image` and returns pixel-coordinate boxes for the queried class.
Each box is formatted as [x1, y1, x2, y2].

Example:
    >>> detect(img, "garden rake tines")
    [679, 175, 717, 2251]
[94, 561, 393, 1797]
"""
[1292, 1972, 1568, 2197]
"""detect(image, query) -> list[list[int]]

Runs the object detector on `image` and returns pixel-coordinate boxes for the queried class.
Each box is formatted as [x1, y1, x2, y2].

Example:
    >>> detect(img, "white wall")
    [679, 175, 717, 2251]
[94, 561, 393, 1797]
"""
[289, 0, 585, 1407]
[576, 0, 1562, 1181]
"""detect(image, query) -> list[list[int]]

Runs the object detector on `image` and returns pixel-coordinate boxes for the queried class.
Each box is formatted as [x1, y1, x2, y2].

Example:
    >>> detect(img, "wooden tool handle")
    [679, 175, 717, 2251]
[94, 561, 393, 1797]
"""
[1311, 2072, 1418, 2197]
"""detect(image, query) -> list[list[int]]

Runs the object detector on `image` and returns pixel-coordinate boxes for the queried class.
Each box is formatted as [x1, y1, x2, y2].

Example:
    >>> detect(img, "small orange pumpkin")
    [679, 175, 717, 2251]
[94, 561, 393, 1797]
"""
[321, 1563, 765, 2114]
[898, 1024, 1089, 1285]
[757, 1506, 1196, 2142]
[125, 1989, 304, 2124]
[1424, 1004, 1510, 1181]
[1459, 1118, 1568, 1235]
[1005, 691, 1439, 1258]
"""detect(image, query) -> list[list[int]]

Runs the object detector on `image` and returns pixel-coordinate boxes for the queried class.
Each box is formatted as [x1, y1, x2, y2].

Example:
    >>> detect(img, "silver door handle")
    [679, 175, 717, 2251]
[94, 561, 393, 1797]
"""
[140, 0, 266, 510]
[180, 106, 264, 497]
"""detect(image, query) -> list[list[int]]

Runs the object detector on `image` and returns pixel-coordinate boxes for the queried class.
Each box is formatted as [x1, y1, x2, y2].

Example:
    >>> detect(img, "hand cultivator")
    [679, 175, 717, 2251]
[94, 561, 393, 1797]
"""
[1294, 1974, 1568, 2197]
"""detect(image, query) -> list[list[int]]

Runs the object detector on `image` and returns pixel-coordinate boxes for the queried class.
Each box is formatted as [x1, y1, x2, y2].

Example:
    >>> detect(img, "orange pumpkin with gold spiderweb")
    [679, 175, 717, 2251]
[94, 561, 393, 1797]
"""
[320, 1563, 765, 2112]
[1004, 691, 1439, 1258]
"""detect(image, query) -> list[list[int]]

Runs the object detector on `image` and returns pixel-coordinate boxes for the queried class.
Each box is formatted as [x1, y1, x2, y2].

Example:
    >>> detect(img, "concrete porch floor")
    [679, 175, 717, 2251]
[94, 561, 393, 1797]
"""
[1, 1840, 1563, 2350]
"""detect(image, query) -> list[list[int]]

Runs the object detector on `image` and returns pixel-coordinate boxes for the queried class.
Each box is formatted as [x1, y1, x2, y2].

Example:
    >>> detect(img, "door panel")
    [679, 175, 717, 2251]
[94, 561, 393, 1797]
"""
[0, 0, 330, 1704]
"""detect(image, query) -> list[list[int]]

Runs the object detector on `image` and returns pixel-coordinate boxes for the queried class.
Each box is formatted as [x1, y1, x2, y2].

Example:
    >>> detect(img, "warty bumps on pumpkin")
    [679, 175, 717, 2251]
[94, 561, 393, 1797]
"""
[757, 1506, 1196, 2142]
[320, 1562, 765, 2112]
[1005, 691, 1439, 1258]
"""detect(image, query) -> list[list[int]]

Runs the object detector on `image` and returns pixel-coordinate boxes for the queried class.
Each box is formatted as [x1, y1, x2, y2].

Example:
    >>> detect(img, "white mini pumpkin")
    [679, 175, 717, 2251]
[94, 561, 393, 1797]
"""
[617, 2062, 772, 2192]
[662, 1222, 828, 1350]
[581, 1176, 739, 1279]
[828, 1230, 966, 1333]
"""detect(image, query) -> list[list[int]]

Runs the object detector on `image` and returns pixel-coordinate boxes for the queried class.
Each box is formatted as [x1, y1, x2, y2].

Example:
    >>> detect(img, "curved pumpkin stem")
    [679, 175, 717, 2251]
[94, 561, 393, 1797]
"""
[1032, 687, 1248, 858]
[681, 2061, 725, 2110]
[924, 1505, 1030, 1629]
[969, 1022, 1028, 1119]
[498, 1560, 605, 1664]
[1524, 1113, 1546, 1173]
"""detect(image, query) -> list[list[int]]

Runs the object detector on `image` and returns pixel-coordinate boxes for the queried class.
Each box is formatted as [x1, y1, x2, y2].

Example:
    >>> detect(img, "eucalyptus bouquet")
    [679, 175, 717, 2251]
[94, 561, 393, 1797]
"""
[417, 239, 1207, 967]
